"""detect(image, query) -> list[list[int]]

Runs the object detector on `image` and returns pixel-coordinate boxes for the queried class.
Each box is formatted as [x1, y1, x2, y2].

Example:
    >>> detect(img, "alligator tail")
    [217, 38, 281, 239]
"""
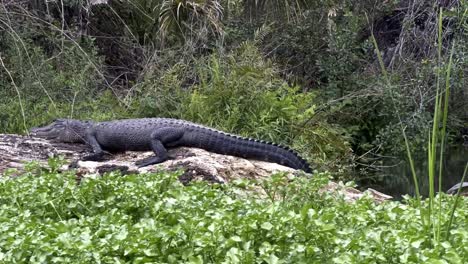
[203, 131, 312, 173]
[241, 136, 312, 173]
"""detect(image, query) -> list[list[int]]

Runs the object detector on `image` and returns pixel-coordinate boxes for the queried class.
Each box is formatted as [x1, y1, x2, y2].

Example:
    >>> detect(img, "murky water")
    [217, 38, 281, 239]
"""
[360, 146, 467, 199]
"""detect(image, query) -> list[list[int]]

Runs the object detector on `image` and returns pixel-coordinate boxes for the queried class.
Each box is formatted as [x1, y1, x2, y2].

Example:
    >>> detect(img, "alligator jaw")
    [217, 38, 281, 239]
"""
[30, 123, 61, 139]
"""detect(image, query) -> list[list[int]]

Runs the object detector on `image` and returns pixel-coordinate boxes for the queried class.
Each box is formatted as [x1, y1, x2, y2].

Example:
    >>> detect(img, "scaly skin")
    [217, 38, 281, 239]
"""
[30, 118, 312, 173]
[446, 182, 468, 195]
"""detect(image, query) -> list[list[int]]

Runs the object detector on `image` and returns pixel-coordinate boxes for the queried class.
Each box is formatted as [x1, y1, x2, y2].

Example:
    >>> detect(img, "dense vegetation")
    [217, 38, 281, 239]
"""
[1, 1, 467, 262]
[0, 162, 467, 263]
[1, 1, 467, 178]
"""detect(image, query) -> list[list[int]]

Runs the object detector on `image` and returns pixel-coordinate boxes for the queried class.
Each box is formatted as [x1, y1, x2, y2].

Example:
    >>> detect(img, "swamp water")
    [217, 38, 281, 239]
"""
[362, 145, 467, 199]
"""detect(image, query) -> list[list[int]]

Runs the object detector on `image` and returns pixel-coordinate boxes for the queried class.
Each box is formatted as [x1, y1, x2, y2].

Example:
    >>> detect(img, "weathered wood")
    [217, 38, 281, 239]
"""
[0, 133, 393, 202]
[0, 134, 88, 174]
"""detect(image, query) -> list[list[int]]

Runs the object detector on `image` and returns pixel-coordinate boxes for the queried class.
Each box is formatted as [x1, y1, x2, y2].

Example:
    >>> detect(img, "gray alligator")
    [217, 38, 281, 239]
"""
[30, 118, 312, 173]
[446, 182, 468, 195]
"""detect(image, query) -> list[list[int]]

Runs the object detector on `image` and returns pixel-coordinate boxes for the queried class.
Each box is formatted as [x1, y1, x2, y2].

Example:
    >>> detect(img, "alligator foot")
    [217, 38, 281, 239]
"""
[135, 156, 168, 168]
[82, 152, 107, 162]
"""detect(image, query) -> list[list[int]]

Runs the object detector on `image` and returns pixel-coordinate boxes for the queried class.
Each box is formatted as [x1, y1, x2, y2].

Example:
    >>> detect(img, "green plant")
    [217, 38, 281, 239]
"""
[159, 0, 224, 43]
[0, 3, 134, 133]
[0, 162, 466, 263]
[240, 0, 310, 23]
[86, 0, 224, 47]
[370, 7, 467, 247]
[306, 2, 468, 187]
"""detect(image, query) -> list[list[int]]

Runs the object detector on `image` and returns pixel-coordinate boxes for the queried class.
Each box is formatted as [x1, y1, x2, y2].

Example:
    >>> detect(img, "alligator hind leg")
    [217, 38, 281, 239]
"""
[135, 128, 185, 167]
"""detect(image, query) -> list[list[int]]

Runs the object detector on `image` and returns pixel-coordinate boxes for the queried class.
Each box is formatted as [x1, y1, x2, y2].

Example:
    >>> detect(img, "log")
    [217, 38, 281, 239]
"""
[0, 133, 393, 202]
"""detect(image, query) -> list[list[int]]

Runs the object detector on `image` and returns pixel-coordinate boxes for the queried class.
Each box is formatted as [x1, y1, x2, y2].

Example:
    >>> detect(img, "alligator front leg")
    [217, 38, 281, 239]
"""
[135, 128, 185, 167]
[82, 130, 107, 161]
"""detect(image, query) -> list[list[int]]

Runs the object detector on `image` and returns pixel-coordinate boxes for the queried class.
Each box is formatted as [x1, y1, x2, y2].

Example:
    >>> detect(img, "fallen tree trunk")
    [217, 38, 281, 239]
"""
[0, 133, 393, 202]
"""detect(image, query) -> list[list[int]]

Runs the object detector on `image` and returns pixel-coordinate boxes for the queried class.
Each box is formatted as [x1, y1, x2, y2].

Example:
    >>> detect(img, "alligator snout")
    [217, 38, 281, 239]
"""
[30, 123, 59, 139]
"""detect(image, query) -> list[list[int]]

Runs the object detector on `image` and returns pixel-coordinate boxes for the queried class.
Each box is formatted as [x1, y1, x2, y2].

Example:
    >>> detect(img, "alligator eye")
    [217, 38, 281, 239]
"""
[54, 118, 67, 124]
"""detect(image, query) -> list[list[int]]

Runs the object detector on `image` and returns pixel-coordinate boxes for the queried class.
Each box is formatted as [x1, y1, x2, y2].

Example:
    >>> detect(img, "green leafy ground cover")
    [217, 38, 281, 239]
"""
[0, 164, 466, 263]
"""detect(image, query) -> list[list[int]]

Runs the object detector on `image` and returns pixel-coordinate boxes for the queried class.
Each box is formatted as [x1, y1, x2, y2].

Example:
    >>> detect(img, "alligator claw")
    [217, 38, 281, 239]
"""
[135, 156, 167, 168]
[82, 153, 106, 162]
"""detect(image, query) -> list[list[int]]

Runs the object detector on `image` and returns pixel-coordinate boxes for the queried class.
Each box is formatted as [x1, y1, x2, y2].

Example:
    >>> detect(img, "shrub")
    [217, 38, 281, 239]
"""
[0, 5, 129, 133]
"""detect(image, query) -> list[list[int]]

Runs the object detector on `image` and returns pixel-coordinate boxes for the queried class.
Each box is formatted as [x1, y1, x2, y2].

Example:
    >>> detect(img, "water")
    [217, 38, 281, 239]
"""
[361, 146, 467, 199]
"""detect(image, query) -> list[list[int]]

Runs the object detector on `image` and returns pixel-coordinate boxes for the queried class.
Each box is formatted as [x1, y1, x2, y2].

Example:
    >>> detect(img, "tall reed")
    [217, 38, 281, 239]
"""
[369, 7, 464, 244]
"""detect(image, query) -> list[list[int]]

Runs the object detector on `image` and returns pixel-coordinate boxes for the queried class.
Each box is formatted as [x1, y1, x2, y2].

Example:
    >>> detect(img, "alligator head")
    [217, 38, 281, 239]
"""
[447, 182, 468, 195]
[30, 119, 93, 143]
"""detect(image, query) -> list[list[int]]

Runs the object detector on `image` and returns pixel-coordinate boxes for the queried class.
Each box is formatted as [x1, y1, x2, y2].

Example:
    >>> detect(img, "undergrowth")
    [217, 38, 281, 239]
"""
[370, 6, 468, 250]
[0, 16, 130, 133]
[0, 162, 466, 263]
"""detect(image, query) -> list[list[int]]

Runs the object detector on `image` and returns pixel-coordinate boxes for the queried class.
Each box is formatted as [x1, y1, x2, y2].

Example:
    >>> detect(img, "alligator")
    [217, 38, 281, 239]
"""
[30, 118, 312, 173]
[446, 182, 468, 195]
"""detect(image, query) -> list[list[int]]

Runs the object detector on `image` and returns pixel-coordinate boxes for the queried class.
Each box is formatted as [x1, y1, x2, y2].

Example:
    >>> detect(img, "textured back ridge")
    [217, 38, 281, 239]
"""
[218, 132, 312, 173]
[166, 118, 312, 173]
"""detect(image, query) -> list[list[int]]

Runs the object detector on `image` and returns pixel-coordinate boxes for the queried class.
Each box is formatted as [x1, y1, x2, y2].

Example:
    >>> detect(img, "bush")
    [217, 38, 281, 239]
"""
[310, 1, 468, 180]
[0, 6, 129, 133]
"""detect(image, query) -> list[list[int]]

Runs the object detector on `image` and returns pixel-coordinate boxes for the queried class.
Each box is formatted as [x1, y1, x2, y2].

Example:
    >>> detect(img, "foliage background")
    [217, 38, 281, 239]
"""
[0, 0, 467, 181]
[0, 1, 467, 262]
